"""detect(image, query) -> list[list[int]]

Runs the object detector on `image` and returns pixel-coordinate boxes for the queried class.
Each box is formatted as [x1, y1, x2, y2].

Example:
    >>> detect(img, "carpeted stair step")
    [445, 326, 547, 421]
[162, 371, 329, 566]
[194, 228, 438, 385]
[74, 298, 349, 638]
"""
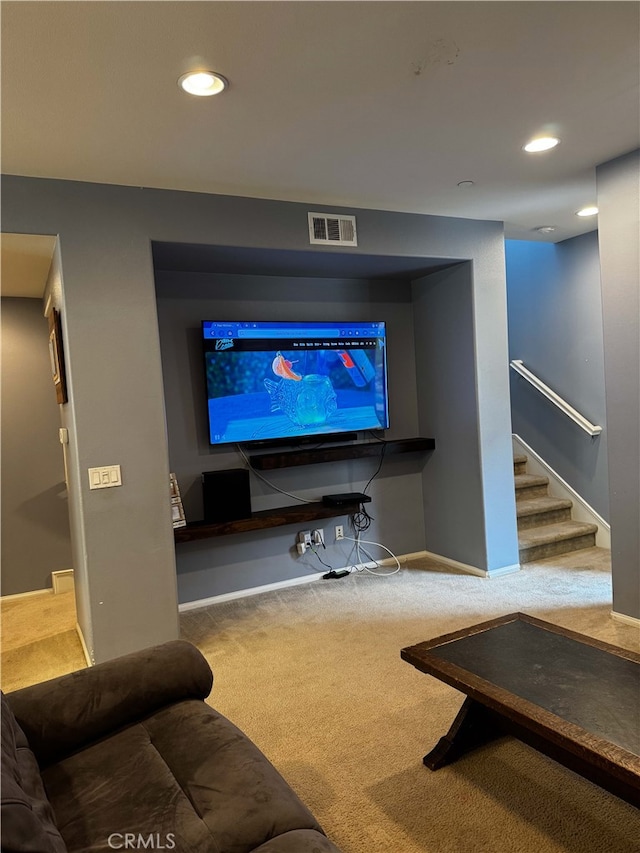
[515, 473, 549, 501]
[513, 454, 528, 476]
[518, 520, 598, 563]
[516, 495, 574, 530]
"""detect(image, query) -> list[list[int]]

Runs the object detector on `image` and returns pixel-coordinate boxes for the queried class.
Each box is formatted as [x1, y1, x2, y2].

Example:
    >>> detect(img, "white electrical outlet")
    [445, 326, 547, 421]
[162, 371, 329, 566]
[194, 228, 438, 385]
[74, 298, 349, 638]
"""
[298, 530, 312, 545]
[335, 525, 344, 541]
[313, 528, 324, 546]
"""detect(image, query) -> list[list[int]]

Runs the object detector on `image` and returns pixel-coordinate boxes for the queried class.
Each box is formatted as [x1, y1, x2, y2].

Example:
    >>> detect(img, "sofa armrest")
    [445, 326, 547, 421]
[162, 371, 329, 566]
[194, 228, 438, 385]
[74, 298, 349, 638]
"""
[5, 639, 213, 768]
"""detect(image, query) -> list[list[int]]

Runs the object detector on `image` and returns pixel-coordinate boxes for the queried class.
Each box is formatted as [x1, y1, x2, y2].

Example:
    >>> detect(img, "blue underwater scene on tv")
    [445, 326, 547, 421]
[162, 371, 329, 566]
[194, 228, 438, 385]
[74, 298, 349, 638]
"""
[202, 321, 389, 445]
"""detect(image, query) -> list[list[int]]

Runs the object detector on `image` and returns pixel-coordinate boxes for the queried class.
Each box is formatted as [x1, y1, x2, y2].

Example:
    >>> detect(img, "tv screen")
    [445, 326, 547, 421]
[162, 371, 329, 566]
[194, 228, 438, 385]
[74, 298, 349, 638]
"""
[202, 320, 389, 446]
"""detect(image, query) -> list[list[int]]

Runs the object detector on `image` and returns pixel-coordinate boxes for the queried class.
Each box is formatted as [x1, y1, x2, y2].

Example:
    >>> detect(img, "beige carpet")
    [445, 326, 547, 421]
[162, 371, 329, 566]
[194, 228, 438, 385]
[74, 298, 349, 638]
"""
[2, 552, 639, 851]
[0, 590, 85, 692]
[181, 548, 640, 853]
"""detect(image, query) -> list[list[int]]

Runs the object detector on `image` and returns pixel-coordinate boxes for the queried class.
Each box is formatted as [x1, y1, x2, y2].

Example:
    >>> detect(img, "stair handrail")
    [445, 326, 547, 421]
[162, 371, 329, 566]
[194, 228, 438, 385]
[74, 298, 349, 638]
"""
[509, 359, 602, 437]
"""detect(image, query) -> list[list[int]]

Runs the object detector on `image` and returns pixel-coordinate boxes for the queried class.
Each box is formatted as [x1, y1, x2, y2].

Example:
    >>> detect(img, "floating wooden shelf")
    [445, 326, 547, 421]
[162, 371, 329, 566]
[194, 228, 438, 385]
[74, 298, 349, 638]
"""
[174, 437, 435, 543]
[174, 500, 362, 543]
[249, 437, 435, 470]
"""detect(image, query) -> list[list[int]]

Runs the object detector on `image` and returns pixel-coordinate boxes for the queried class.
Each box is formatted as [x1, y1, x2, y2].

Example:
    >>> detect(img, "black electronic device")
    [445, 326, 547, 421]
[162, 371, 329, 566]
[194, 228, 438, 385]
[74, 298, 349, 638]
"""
[202, 469, 251, 523]
[322, 492, 371, 507]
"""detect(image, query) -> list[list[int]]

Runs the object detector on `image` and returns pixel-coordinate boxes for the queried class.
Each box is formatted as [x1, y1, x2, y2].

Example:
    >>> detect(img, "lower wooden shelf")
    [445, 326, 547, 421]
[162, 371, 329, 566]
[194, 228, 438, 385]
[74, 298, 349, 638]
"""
[174, 436, 435, 543]
[174, 500, 362, 543]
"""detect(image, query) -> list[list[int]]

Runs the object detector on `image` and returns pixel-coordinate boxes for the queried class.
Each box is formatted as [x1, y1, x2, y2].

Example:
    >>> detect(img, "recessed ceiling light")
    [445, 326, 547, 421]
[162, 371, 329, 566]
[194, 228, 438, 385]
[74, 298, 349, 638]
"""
[534, 226, 557, 234]
[576, 206, 598, 217]
[178, 71, 228, 97]
[457, 180, 475, 188]
[523, 136, 560, 153]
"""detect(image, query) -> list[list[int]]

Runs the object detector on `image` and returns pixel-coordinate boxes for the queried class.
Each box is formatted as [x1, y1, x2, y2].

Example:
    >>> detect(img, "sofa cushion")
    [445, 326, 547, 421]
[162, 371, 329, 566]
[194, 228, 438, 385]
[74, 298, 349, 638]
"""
[7, 640, 213, 768]
[42, 699, 325, 853]
[1, 693, 67, 853]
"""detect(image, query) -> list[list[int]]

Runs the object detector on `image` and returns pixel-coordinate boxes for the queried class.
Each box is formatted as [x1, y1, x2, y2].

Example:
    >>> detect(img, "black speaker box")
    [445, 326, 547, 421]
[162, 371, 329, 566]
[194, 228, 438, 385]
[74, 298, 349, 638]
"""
[202, 468, 251, 523]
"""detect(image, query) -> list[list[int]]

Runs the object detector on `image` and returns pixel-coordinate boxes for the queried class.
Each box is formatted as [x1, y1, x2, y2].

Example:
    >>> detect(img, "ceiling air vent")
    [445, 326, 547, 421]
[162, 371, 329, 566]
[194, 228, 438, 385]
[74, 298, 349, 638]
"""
[308, 212, 357, 247]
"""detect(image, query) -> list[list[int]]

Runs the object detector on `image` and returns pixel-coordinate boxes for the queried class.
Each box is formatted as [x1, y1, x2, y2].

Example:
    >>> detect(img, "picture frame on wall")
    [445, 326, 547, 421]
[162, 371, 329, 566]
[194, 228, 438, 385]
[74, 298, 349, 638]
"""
[48, 307, 68, 404]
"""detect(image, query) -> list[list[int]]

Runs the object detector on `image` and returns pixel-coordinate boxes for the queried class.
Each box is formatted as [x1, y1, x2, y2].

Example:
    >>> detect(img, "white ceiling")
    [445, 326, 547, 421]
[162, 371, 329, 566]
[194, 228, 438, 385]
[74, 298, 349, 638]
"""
[1, 1, 639, 298]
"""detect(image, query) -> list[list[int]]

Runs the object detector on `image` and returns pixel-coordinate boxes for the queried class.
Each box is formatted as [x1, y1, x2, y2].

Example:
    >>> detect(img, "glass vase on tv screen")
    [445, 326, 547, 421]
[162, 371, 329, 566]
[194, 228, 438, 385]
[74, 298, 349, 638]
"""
[202, 320, 389, 446]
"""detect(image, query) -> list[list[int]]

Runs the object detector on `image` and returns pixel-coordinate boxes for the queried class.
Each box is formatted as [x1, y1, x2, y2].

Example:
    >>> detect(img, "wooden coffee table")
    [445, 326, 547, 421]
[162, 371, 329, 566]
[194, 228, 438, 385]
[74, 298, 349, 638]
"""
[401, 612, 640, 806]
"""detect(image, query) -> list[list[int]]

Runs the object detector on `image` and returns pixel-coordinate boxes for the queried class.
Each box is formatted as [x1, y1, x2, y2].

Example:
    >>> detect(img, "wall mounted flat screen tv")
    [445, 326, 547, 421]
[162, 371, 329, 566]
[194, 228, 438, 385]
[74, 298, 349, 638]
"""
[202, 320, 389, 446]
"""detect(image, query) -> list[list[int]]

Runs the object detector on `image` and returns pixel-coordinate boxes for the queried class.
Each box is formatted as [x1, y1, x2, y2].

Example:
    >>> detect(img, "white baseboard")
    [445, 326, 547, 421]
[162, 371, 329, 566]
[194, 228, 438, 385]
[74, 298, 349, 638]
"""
[76, 622, 94, 666]
[2, 572, 75, 600]
[487, 562, 522, 578]
[52, 569, 74, 594]
[393, 550, 429, 564]
[179, 550, 427, 611]
[512, 434, 611, 549]
[178, 548, 524, 611]
[421, 550, 520, 579]
[421, 550, 487, 577]
[178, 571, 324, 612]
[611, 610, 640, 628]
[1, 587, 52, 601]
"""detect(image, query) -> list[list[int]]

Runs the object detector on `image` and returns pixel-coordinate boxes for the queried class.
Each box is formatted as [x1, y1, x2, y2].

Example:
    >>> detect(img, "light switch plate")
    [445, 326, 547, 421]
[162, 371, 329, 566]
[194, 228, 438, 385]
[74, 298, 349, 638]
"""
[88, 465, 122, 489]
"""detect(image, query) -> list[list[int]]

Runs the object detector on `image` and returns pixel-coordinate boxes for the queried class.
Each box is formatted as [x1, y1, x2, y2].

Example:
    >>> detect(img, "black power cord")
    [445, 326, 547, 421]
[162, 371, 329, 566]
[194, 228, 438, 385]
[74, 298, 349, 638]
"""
[363, 435, 388, 495]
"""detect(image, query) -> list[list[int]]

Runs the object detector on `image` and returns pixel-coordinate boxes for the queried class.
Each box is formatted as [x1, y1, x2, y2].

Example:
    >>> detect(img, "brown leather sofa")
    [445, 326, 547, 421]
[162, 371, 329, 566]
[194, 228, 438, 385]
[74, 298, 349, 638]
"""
[1, 640, 343, 853]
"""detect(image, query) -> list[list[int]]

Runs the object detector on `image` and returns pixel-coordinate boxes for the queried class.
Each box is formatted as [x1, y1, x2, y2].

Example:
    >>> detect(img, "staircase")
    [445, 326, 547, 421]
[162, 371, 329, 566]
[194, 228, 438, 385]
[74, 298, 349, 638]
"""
[514, 454, 598, 562]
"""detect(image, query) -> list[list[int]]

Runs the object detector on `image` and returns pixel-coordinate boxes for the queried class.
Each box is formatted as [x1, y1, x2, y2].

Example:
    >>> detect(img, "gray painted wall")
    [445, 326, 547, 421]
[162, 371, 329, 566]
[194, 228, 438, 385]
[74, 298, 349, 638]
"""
[1, 175, 518, 660]
[413, 265, 484, 566]
[596, 149, 640, 621]
[413, 264, 519, 572]
[506, 233, 609, 519]
[1, 297, 73, 594]
[1, 180, 181, 664]
[155, 270, 427, 602]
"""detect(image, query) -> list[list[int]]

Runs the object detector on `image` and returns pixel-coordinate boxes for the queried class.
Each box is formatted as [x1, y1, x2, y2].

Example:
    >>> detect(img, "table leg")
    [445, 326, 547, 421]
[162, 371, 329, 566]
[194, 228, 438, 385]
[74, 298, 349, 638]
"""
[424, 696, 504, 770]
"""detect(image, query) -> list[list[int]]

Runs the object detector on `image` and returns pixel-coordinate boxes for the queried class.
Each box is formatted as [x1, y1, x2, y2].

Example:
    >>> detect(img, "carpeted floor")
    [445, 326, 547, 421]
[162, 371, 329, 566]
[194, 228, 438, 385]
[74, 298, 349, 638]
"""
[181, 548, 640, 853]
[2, 550, 639, 851]
[0, 590, 84, 692]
